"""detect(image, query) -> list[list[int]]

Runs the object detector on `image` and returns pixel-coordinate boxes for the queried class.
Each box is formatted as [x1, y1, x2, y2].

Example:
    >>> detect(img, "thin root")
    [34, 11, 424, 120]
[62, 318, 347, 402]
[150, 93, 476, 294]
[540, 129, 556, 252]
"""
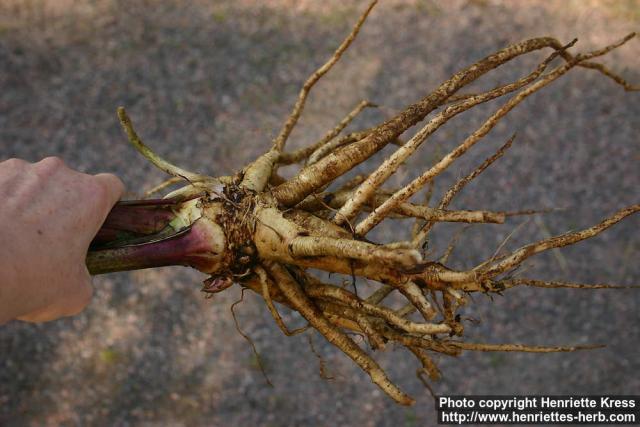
[230, 288, 273, 387]
[117, 107, 213, 183]
[272, 1, 378, 152]
[257, 266, 309, 336]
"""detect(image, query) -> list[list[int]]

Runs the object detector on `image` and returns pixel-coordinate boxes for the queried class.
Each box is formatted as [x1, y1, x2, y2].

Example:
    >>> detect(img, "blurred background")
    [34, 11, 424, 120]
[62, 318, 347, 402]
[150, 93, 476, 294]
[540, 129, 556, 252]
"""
[0, 0, 638, 425]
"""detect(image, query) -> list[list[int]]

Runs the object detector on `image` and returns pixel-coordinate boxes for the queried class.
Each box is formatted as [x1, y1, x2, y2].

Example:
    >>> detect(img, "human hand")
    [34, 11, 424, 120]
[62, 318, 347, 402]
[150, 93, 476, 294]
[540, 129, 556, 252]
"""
[0, 157, 124, 324]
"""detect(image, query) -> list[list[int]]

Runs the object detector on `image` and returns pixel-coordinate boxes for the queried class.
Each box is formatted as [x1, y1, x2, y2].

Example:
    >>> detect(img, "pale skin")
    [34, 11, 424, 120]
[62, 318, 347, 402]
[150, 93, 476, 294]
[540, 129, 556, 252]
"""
[0, 157, 123, 324]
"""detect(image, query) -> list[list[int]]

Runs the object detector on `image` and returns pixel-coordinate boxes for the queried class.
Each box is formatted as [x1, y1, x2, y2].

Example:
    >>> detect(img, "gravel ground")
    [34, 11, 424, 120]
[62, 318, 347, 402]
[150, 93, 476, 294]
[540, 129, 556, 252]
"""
[1, 1, 639, 426]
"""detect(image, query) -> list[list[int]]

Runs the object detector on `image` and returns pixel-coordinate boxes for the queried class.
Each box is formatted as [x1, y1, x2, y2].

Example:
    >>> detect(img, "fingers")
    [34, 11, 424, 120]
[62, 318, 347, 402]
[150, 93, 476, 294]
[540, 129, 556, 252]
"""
[16, 268, 94, 323]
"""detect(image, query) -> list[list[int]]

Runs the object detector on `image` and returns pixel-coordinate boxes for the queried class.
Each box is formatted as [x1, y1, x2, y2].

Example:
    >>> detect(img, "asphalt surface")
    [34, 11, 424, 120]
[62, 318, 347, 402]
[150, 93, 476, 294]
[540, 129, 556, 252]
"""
[1, 1, 639, 426]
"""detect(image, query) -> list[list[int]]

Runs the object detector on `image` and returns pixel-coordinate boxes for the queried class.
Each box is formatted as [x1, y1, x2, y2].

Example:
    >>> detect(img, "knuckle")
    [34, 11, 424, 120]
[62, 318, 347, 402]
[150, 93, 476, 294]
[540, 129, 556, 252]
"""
[2, 157, 27, 169]
[35, 156, 66, 176]
[105, 173, 125, 195]
[86, 178, 110, 210]
[95, 173, 124, 199]
[87, 174, 122, 213]
[39, 156, 65, 167]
